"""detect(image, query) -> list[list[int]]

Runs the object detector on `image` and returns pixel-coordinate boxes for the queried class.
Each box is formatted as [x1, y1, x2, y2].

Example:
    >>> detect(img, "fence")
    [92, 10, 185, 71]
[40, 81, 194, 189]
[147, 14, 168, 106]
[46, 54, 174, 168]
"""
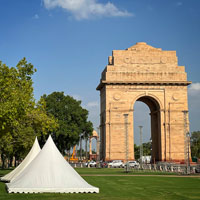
[70, 162, 199, 174]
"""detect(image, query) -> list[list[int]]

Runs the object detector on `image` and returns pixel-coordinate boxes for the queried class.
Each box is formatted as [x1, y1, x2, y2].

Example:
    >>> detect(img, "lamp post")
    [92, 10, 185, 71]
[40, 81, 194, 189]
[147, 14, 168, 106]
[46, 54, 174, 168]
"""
[124, 114, 129, 173]
[139, 126, 143, 168]
[150, 137, 152, 163]
[80, 133, 83, 161]
[85, 136, 88, 162]
[96, 126, 101, 168]
[183, 110, 189, 174]
[186, 132, 190, 174]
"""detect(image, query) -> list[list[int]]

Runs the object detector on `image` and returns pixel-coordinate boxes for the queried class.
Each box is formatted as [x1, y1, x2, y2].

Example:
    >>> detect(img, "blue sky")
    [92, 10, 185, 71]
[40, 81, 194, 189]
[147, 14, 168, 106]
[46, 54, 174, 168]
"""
[0, 0, 200, 144]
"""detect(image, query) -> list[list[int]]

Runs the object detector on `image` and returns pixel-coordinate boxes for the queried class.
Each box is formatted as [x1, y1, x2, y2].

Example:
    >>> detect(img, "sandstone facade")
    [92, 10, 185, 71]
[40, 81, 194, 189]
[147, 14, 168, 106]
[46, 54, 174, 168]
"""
[97, 42, 191, 162]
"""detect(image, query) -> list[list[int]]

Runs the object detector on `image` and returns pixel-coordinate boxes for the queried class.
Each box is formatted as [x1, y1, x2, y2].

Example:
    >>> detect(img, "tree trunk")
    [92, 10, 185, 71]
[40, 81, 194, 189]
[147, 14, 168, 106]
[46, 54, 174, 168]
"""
[15, 156, 17, 167]
[9, 156, 13, 168]
[80, 138, 82, 161]
[14, 154, 20, 167]
[1, 154, 6, 169]
[67, 149, 70, 162]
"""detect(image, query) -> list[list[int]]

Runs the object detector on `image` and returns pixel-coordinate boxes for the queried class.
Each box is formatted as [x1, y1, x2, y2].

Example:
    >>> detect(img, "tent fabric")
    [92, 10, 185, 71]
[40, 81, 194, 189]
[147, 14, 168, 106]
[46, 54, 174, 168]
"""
[7, 135, 99, 193]
[1, 137, 41, 182]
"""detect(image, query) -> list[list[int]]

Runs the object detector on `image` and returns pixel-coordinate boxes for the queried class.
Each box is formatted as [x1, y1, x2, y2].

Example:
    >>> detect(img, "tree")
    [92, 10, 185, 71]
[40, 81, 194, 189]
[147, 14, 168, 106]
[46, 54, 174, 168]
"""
[134, 142, 151, 161]
[42, 92, 93, 154]
[190, 131, 200, 158]
[10, 98, 58, 165]
[134, 144, 140, 160]
[0, 58, 58, 168]
[143, 142, 151, 156]
[0, 58, 35, 138]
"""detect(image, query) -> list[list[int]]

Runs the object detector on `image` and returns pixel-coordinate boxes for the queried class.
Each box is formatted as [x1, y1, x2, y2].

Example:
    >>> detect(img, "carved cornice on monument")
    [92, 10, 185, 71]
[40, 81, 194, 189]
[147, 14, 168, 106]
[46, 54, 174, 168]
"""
[97, 80, 192, 90]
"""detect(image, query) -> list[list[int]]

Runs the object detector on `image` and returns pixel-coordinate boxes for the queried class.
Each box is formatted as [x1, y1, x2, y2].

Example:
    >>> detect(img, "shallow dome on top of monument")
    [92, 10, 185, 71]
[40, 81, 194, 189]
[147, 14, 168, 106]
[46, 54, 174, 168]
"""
[136, 42, 147, 45]
[126, 42, 161, 51]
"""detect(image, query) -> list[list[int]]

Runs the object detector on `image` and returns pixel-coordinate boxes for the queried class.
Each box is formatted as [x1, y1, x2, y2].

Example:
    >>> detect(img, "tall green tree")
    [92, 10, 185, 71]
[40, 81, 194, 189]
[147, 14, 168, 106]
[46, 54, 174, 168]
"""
[0, 58, 58, 168]
[42, 92, 93, 154]
[0, 58, 35, 138]
[134, 142, 151, 160]
[134, 144, 140, 160]
[190, 131, 200, 158]
[143, 142, 151, 156]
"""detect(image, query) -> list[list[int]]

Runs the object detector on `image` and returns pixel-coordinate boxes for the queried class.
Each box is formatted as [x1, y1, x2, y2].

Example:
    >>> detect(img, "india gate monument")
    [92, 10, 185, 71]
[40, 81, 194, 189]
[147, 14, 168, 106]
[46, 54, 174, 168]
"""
[97, 42, 191, 162]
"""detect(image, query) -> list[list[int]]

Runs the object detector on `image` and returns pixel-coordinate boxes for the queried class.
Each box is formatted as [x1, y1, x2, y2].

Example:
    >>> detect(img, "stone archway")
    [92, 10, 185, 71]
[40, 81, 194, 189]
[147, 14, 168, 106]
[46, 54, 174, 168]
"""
[89, 130, 99, 160]
[134, 95, 161, 162]
[97, 42, 191, 162]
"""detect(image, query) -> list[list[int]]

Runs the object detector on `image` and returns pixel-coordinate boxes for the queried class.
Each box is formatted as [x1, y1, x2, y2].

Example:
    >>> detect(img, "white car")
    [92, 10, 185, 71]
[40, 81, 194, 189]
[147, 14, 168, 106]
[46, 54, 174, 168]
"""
[109, 160, 124, 168]
[125, 161, 139, 168]
[87, 160, 96, 167]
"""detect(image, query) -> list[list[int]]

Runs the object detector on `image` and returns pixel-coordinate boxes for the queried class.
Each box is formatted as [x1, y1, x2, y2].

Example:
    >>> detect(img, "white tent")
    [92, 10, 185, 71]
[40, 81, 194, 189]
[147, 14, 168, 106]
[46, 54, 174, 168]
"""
[7, 135, 99, 193]
[1, 137, 41, 182]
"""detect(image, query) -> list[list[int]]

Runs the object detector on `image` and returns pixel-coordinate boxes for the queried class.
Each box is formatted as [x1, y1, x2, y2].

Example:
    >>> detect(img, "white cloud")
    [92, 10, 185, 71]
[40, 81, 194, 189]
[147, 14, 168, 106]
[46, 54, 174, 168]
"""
[188, 82, 200, 96]
[86, 101, 99, 108]
[43, 0, 133, 20]
[71, 94, 82, 101]
[189, 82, 200, 91]
[188, 83, 200, 132]
[82, 100, 100, 128]
[33, 14, 39, 19]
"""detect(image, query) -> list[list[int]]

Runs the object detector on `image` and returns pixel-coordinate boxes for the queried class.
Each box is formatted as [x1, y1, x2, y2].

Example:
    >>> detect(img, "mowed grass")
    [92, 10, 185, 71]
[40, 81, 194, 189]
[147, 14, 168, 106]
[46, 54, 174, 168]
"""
[0, 169, 200, 200]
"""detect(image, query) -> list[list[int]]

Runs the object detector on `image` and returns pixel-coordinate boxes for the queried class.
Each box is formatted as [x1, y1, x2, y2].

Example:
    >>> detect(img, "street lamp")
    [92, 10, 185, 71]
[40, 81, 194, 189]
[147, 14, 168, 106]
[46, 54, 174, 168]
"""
[139, 126, 143, 168]
[96, 126, 101, 168]
[183, 110, 190, 174]
[124, 114, 130, 173]
[186, 132, 190, 174]
[79, 133, 84, 161]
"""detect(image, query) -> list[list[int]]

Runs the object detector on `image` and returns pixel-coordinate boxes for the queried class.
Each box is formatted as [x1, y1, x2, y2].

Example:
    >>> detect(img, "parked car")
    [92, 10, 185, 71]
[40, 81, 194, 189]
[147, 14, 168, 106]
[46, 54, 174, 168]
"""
[108, 160, 124, 168]
[84, 162, 88, 167]
[86, 160, 96, 167]
[124, 161, 139, 168]
[100, 161, 108, 168]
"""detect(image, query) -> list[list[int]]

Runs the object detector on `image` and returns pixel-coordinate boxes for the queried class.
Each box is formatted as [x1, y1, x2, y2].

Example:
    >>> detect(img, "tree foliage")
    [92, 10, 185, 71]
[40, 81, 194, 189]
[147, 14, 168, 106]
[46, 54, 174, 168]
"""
[190, 131, 200, 158]
[143, 142, 151, 156]
[42, 92, 93, 153]
[0, 58, 58, 168]
[134, 142, 152, 160]
[134, 144, 140, 160]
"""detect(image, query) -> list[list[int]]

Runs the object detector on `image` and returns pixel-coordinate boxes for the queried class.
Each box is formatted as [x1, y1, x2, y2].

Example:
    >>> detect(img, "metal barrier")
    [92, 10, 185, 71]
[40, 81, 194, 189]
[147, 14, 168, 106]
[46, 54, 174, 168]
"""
[69, 162, 199, 174]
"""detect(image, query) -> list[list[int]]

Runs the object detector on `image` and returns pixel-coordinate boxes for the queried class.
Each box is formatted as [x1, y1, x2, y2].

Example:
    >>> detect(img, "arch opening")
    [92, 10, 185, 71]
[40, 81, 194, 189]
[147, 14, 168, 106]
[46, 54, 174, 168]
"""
[134, 96, 161, 162]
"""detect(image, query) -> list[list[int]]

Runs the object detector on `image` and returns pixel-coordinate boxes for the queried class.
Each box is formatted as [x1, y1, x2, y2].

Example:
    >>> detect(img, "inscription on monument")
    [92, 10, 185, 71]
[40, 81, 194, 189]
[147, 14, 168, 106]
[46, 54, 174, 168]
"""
[124, 56, 171, 64]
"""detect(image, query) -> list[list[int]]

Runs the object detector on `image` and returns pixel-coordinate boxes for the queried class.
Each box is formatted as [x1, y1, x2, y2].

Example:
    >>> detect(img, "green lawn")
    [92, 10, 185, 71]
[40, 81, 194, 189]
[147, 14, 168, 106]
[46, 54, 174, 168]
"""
[0, 167, 179, 177]
[0, 169, 200, 200]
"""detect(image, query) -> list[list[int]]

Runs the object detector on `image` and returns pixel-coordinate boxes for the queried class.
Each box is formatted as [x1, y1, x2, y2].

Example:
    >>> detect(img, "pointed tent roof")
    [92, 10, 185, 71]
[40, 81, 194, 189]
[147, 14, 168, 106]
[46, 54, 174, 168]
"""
[1, 137, 41, 182]
[7, 135, 99, 193]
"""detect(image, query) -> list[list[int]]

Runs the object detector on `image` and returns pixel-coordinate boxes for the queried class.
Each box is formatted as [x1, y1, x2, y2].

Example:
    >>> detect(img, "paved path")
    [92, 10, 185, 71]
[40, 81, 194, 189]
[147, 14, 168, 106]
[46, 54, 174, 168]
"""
[81, 174, 200, 178]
